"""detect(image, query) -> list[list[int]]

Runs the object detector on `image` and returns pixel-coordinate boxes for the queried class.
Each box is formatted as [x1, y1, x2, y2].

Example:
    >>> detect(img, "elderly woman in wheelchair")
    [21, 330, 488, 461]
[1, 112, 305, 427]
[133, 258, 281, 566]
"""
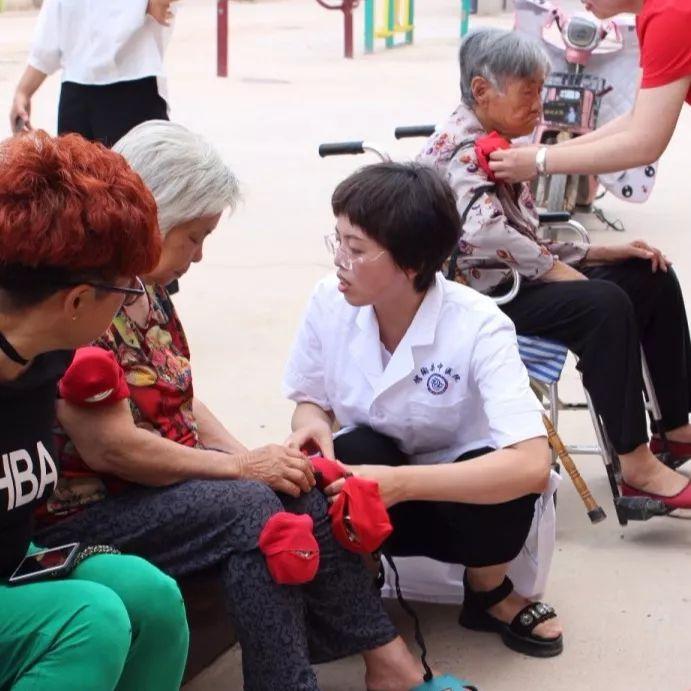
[418, 27, 691, 511]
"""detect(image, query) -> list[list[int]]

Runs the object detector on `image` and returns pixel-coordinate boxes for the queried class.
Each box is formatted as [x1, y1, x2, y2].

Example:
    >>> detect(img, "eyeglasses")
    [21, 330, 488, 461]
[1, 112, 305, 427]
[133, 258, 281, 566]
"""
[324, 232, 385, 272]
[60, 276, 146, 307]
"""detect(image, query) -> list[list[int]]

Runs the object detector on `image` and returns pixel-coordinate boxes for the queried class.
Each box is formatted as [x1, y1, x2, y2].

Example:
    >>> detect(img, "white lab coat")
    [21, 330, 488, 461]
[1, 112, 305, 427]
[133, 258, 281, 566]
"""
[284, 272, 558, 598]
[284, 272, 546, 463]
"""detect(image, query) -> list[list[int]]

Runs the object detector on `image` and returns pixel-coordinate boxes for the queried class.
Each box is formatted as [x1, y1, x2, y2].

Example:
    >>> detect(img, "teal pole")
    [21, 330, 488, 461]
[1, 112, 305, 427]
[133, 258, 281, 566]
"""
[386, 0, 394, 49]
[365, 0, 375, 53]
[460, 0, 470, 37]
[405, 0, 414, 44]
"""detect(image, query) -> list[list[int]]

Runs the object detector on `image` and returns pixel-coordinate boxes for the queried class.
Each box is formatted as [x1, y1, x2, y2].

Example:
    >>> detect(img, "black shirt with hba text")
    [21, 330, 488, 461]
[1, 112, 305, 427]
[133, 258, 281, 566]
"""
[0, 350, 73, 578]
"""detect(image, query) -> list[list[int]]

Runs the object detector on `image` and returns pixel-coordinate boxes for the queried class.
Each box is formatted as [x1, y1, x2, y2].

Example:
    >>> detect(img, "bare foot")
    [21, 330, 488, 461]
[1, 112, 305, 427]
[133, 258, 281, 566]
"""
[665, 423, 691, 444]
[363, 637, 437, 691]
[487, 590, 562, 640]
[621, 454, 689, 497]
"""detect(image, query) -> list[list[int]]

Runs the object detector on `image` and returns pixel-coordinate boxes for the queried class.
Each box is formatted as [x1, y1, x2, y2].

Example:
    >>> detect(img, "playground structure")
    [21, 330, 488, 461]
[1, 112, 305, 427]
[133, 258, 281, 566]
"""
[216, 0, 473, 75]
[364, 0, 414, 54]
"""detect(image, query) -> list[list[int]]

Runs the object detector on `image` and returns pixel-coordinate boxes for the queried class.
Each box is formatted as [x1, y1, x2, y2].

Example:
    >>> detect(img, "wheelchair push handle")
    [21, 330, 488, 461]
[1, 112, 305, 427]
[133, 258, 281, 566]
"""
[318, 141, 366, 157]
[394, 125, 436, 140]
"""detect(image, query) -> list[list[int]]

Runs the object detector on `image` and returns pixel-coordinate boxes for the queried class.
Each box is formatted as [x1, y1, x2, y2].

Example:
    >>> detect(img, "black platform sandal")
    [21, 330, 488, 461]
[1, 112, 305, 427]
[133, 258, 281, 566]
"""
[459, 572, 563, 658]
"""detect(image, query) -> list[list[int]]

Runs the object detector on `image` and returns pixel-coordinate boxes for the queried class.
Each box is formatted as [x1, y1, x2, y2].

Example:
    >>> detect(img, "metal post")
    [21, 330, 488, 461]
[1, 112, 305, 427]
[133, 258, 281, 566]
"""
[386, 0, 394, 49]
[217, 0, 228, 77]
[405, 0, 414, 44]
[343, 1, 354, 58]
[460, 0, 470, 37]
[364, 0, 375, 53]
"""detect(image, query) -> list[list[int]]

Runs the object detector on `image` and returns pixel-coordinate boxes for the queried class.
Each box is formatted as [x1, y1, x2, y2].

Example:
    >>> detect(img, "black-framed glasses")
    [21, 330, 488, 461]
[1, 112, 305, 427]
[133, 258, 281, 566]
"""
[61, 276, 146, 307]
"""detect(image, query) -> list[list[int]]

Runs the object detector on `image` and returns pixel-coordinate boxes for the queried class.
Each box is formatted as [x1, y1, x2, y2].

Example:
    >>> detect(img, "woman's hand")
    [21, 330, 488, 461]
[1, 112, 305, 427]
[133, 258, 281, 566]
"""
[238, 445, 316, 497]
[324, 464, 405, 508]
[147, 0, 178, 25]
[10, 91, 31, 133]
[587, 241, 670, 272]
[489, 145, 539, 183]
[284, 421, 335, 459]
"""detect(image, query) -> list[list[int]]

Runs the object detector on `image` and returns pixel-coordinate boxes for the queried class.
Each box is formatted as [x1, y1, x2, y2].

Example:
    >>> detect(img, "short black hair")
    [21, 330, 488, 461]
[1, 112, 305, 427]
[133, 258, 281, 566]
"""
[331, 162, 460, 292]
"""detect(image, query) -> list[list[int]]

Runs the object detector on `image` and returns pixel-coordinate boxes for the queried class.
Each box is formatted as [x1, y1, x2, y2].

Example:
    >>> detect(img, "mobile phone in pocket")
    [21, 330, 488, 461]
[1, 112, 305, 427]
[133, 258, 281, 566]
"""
[8, 543, 81, 585]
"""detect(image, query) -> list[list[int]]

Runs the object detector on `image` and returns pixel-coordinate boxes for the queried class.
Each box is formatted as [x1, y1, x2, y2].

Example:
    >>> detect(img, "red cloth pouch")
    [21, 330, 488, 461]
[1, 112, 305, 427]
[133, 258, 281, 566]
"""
[329, 477, 393, 554]
[59, 346, 129, 406]
[258, 512, 320, 585]
[311, 456, 348, 490]
[474, 131, 511, 181]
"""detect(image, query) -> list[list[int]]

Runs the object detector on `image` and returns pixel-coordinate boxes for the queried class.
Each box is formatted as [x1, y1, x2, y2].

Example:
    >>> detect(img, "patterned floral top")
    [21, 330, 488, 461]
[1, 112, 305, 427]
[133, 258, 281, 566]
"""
[39, 285, 197, 523]
[417, 103, 588, 293]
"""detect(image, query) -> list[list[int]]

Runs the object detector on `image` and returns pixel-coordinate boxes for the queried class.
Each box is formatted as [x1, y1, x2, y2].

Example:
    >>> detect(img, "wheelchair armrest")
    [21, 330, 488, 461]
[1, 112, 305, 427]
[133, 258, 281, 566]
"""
[454, 258, 521, 306]
[538, 211, 571, 224]
[538, 218, 591, 245]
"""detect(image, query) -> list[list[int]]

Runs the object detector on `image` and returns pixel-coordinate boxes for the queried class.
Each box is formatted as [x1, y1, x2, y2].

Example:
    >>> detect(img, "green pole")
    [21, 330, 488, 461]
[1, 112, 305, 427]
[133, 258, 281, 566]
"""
[460, 0, 470, 37]
[365, 0, 374, 53]
[386, 0, 394, 49]
[405, 0, 414, 44]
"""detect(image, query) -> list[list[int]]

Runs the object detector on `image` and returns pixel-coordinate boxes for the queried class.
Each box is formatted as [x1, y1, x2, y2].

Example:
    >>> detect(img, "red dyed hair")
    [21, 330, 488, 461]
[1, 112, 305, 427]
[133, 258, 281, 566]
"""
[0, 131, 161, 276]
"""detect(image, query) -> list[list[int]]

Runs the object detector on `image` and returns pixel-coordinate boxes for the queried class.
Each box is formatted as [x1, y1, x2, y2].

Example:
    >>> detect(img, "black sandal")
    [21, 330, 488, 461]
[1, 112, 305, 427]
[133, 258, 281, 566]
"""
[459, 572, 563, 658]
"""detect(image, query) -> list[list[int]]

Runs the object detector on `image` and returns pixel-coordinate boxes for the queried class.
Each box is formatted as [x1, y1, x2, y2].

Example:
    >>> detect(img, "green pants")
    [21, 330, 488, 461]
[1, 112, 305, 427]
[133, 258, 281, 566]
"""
[0, 550, 189, 691]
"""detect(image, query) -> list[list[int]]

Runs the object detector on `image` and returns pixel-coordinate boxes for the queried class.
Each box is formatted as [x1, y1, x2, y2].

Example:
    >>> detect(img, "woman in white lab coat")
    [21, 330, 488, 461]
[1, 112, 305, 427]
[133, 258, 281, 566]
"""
[284, 162, 564, 658]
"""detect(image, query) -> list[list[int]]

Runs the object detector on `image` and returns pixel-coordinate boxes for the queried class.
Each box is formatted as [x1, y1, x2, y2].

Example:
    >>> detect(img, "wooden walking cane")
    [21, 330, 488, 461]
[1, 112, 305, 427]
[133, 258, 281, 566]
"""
[542, 415, 607, 524]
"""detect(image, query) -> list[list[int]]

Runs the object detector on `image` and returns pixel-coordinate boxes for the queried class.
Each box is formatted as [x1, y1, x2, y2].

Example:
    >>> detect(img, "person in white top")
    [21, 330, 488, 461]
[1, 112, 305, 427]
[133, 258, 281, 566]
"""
[10, 0, 176, 147]
[283, 162, 564, 658]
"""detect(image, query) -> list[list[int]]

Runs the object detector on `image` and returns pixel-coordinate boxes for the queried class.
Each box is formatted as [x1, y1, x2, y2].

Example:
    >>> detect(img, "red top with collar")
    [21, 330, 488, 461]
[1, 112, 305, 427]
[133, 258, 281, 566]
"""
[637, 0, 691, 104]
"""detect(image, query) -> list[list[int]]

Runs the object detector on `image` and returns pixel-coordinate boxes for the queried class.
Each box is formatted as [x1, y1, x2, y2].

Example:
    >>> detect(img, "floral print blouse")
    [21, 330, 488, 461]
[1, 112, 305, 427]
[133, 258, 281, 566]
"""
[417, 104, 588, 293]
[40, 285, 197, 523]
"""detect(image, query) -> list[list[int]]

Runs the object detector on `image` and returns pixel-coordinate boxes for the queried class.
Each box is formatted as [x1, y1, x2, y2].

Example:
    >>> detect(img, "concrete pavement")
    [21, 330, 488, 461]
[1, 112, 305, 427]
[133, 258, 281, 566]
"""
[1, 1, 690, 688]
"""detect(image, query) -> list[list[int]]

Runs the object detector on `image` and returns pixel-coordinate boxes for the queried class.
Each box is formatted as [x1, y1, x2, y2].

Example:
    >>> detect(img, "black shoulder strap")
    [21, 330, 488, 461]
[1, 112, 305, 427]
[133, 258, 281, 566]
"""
[0, 331, 28, 365]
[446, 183, 496, 280]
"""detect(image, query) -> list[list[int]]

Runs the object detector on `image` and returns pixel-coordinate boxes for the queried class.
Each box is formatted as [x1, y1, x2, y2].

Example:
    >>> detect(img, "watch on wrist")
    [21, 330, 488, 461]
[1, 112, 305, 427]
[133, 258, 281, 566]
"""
[535, 146, 548, 176]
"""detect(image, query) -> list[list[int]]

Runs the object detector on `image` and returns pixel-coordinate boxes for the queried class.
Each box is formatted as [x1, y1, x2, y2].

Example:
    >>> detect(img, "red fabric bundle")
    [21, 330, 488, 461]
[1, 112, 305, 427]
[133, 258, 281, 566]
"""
[258, 512, 320, 585]
[58, 346, 129, 406]
[329, 477, 393, 554]
[474, 131, 511, 181]
[311, 456, 348, 490]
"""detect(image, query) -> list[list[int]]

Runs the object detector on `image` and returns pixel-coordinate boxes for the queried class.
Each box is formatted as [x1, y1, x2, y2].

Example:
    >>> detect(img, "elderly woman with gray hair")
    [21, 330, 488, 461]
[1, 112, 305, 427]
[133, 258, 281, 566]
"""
[419, 29, 691, 513]
[34, 121, 455, 691]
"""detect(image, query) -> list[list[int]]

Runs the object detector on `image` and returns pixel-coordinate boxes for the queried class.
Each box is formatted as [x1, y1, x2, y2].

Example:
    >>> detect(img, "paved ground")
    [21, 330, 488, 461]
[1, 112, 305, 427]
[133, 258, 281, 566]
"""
[1, 1, 690, 689]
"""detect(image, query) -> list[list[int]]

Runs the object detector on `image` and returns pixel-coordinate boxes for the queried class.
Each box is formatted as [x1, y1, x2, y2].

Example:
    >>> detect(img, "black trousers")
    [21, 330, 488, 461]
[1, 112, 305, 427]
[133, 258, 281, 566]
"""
[334, 427, 537, 568]
[57, 76, 168, 148]
[500, 259, 691, 454]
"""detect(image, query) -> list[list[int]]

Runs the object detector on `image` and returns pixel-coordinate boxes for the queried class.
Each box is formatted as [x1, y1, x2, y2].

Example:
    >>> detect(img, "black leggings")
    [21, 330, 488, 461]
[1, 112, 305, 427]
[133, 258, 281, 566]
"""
[57, 77, 168, 148]
[334, 427, 537, 568]
[500, 259, 691, 454]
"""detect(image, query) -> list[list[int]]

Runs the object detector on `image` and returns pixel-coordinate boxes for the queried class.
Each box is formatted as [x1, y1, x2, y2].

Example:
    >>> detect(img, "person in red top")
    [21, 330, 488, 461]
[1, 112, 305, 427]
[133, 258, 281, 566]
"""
[489, 0, 691, 182]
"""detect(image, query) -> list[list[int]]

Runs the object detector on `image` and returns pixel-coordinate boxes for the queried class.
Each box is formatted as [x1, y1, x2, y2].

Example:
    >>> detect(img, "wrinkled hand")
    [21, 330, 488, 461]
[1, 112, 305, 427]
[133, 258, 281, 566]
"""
[147, 0, 178, 26]
[599, 241, 670, 272]
[489, 145, 539, 183]
[324, 464, 403, 508]
[284, 422, 335, 459]
[10, 92, 31, 134]
[238, 444, 316, 497]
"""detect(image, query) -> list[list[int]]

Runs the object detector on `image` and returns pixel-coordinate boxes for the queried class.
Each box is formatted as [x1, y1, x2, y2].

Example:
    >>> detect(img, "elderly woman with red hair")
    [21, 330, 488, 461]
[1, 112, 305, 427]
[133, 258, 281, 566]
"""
[0, 131, 189, 690]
